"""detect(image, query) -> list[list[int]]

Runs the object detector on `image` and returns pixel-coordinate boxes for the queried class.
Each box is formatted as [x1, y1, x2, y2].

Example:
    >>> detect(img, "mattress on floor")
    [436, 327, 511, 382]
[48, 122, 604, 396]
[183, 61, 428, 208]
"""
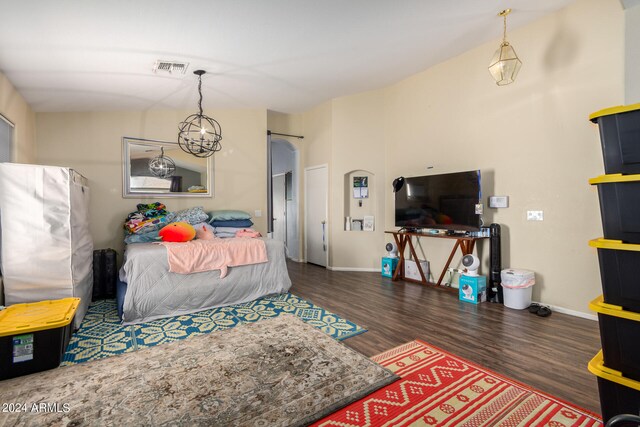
[118, 239, 291, 324]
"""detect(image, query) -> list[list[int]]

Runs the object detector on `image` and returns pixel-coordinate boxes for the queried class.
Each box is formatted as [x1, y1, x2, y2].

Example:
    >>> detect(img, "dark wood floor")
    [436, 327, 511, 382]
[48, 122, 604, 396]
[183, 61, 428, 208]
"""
[288, 261, 602, 415]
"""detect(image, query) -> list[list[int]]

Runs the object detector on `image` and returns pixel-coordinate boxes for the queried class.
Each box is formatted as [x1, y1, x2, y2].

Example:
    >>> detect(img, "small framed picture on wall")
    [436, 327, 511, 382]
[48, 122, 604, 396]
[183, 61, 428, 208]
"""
[353, 176, 369, 199]
[363, 215, 374, 231]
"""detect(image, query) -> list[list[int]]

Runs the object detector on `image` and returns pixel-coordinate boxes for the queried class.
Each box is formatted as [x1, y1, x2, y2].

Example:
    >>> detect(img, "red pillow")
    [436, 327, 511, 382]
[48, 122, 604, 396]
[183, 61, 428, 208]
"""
[159, 222, 196, 242]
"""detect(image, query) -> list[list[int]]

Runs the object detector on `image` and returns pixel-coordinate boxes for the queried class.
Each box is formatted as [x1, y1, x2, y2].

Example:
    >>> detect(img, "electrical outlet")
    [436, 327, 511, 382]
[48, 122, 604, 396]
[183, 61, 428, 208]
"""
[475, 204, 483, 215]
[527, 210, 544, 221]
[254, 210, 262, 217]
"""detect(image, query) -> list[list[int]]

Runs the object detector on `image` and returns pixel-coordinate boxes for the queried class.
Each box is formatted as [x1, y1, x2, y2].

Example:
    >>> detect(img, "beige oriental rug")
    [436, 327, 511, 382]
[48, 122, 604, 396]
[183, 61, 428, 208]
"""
[0, 314, 397, 426]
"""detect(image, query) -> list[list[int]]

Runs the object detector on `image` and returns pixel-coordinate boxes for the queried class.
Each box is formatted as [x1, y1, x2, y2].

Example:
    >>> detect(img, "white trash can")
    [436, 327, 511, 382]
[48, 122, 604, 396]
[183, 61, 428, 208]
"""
[500, 269, 535, 309]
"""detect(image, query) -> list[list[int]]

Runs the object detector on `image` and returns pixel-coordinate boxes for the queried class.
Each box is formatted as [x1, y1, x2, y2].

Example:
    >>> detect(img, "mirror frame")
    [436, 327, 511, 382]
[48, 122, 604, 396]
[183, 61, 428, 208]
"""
[122, 136, 213, 198]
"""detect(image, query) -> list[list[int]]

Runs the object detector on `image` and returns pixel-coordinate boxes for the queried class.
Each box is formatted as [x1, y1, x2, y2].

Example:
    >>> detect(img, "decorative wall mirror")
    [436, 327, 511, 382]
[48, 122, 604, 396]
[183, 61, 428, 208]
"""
[122, 136, 212, 198]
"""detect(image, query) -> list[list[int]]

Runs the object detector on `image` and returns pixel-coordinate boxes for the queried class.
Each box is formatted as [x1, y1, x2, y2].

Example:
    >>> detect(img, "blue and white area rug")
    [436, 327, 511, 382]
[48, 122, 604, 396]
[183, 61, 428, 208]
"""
[62, 293, 366, 366]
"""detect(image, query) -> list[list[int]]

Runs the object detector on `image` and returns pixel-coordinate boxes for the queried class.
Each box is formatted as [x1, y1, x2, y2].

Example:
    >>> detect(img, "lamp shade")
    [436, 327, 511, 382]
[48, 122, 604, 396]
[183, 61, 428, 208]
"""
[488, 42, 522, 86]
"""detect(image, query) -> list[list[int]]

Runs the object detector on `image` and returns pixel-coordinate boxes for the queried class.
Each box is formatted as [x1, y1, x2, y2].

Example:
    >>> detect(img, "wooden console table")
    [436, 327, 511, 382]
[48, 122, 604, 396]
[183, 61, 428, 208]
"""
[385, 230, 487, 288]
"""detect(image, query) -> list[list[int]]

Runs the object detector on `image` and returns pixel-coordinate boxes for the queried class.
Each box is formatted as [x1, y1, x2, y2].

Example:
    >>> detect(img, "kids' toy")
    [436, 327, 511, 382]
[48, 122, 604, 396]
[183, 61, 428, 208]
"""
[159, 222, 196, 242]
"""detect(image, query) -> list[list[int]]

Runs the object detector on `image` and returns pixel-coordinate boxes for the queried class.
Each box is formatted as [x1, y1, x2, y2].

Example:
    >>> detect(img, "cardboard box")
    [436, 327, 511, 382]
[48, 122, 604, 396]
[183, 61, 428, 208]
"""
[404, 259, 429, 281]
[459, 275, 487, 304]
[381, 257, 398, 278]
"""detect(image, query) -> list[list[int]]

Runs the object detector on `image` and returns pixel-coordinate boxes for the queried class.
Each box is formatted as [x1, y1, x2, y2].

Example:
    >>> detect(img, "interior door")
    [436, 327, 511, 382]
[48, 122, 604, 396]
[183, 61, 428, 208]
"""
[305, 165, 328, 267]
[272, 174, 287, 248]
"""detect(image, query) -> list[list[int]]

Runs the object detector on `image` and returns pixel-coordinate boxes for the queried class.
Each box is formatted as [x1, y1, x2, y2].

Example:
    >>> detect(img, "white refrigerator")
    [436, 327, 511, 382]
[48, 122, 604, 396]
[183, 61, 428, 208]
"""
[0, 163, 93, 328]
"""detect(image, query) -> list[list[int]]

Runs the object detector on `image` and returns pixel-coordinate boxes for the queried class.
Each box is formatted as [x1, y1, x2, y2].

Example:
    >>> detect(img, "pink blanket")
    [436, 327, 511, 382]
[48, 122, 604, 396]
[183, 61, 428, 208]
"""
[158, 238, 268, 278]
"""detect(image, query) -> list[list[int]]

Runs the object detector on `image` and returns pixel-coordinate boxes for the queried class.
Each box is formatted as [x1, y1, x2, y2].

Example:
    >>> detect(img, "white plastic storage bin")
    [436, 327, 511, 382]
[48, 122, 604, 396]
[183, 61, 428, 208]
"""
[404, 259, 429, 281]
[501, 269, 535, 309]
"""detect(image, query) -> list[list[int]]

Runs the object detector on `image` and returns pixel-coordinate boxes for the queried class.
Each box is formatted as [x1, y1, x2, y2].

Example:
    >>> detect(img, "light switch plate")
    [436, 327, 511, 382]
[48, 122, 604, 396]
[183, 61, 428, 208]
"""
[489, 196, 509, 208]
[254, 210, 262, 217]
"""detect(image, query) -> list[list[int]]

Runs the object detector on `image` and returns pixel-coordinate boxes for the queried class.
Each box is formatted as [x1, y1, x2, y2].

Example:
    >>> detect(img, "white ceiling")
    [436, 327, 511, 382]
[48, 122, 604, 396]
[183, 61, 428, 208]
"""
[0, 0, 578, 114]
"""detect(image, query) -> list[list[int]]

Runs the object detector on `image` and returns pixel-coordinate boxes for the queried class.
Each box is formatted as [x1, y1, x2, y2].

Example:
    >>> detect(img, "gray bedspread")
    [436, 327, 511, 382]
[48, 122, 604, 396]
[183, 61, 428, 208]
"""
[118, 239, 292, 324]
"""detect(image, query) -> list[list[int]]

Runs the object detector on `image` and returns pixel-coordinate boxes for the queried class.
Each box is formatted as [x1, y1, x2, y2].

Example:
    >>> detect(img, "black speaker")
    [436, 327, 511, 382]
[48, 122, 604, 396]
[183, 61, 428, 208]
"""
[489, 223, 503, 303]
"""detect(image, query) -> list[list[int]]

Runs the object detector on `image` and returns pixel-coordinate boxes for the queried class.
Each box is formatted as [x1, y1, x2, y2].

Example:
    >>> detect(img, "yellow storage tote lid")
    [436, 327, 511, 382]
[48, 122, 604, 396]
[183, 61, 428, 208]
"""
[589, 350, 640, 392]
[589, 238, 640, 252]
[589, 174, 640, 185]
[589, 295, 640, 322]
[0, 298, 79, 337]
[589, 103, 640, 122]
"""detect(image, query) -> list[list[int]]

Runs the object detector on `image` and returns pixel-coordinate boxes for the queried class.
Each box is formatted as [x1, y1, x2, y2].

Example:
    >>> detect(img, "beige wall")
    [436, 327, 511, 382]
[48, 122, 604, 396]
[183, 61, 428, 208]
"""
[0, 72, 36, 163]
[295, 0, 624, 314]
[380, 0, 623, 314]
[302, 101, 333, 168]
[36, 109, 268, 254]
[330, 93, 386, 268]
[626, 2, 640, 103]
[267, 110, 304, 137]
[298, 101, 333, 262]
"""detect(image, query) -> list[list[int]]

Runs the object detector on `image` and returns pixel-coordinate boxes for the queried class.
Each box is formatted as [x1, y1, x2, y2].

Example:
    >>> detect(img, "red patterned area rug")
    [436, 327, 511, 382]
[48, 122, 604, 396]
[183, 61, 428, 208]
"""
[313, 340, 602, 427]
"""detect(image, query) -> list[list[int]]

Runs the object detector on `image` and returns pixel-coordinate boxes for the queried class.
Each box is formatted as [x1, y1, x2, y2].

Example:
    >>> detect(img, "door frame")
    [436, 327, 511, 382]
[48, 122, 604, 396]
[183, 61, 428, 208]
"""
[304, 164, 329, 267]
[272, 172, 288, 249]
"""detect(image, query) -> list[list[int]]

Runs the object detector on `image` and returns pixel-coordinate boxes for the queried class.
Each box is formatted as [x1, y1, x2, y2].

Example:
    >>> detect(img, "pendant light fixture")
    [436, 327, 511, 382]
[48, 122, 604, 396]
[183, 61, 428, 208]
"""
[178, 70, 222, 158]
[488, 9, 522, 86]
[148, 146, 176, 179]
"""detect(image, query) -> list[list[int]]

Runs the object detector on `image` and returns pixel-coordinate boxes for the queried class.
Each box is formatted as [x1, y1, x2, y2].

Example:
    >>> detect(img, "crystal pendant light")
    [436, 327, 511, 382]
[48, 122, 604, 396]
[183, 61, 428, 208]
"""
[488, 9, 522, 86]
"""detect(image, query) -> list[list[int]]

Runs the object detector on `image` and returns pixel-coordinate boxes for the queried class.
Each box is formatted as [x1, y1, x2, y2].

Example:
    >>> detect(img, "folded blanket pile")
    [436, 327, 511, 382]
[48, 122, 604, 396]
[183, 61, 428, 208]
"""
[209, 211, 258, 238]
[124, 203, 174, 236]
[212, 220, 255, 238]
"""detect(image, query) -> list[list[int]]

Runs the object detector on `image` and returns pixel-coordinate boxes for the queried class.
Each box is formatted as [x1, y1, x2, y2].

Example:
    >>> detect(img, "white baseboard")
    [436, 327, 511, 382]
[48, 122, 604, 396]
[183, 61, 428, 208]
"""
[531, 300, 597, 321]
[327, 266, 380, 272]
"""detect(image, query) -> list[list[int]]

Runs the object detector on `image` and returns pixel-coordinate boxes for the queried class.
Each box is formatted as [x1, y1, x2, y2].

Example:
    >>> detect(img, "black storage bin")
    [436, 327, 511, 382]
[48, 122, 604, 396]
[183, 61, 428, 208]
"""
[92, 248, 118, 300]
[590, 295, 640, 382]
[0, 298, 78, 380]
[589, 238, 640, 313]
[589, 350, 640, 424]
[591, 174, 640, 244]
[590, 103, 640, 175]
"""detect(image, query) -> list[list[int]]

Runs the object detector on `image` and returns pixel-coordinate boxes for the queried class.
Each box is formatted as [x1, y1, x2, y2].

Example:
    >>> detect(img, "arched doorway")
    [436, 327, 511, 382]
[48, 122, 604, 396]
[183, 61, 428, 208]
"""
[270, 138, 300, 260]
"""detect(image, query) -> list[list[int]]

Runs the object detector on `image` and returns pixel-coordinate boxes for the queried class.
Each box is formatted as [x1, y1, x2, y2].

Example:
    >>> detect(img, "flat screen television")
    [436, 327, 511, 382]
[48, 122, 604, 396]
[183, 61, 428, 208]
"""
[394, 170, 481, 231]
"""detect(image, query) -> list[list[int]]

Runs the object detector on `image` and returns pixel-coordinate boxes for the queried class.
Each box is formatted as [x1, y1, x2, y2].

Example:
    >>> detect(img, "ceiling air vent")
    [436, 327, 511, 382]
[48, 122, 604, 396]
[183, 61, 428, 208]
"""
[153, 60, 189, 74]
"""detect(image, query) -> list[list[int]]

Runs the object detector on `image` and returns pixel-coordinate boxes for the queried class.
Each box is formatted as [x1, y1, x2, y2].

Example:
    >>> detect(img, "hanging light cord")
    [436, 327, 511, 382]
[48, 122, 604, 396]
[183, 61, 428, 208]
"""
[499, 9, 511, 45]
[502, 14, 507, 43]
[503, 13, 507, 43]
[197, 74, 204, 116]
